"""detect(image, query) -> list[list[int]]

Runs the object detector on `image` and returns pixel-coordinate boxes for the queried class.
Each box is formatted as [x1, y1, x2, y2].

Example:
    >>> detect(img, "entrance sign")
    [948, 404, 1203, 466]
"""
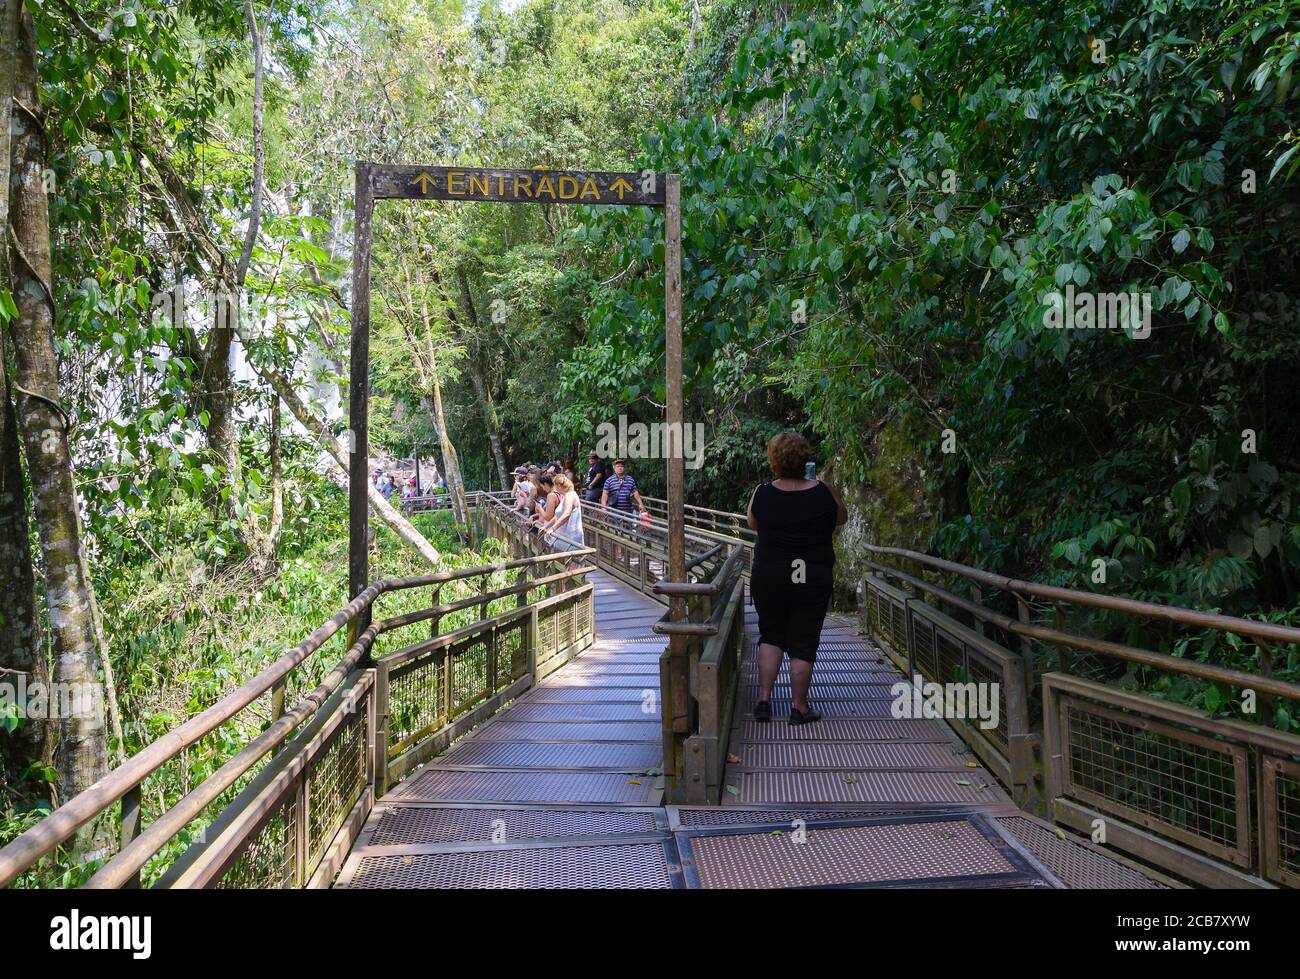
[370, 166, 665, 207]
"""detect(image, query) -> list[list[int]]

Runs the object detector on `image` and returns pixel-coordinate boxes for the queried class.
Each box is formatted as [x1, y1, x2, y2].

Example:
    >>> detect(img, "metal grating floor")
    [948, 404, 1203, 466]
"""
[438, 740, 661, 771]
[677, 815, 1044, 889]
[743, 698, 898, 717]
[669, 805, 998, 828]
[732, 741, 977, 771]
[723, 771, 1007, 805]
[365, 804, 663, 847]
[504, 702, 655, 721]
[745, 684, 901, 700]
[393, 767, 660, 805]
[996, 815, 1169, 889]
[339, 841, 678, 889]
[724, 622, 1013, 809]
[468, 720, 660, 742]
[512, 686, 651, 703]
[738, 718, 951, 741]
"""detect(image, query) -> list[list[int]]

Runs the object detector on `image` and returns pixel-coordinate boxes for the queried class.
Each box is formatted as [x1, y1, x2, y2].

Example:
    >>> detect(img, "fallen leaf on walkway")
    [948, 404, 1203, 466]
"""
[727, 753, 742, 764]
[1055, 827, 1068, 843]
[965, 761, 980, 768]
[725, 784, 740, 796]
[844, 775, 859, 784]
[627, 779, 641, 785]
[955, 779, 971, 786]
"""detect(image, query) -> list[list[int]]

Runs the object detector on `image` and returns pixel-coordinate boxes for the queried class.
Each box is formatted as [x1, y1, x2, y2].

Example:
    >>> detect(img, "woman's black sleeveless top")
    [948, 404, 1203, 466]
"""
[750, 481, 838, 570]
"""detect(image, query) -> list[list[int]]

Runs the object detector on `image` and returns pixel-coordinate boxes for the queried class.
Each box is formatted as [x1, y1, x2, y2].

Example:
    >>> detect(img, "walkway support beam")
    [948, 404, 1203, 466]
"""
[349, 162, 373, 641]
[663, 173, 689, 799]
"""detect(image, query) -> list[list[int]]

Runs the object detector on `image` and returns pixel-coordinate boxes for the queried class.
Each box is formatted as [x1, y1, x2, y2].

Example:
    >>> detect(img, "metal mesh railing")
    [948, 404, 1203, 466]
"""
[857, 543, 1300, 889]
[306, 705, 369, 871]
[1264, 757, 1300, 886]
[860, 575, 1029, 792]
[216, 792, 299, 889]
[1060, 696, 1246, 862]
[1042, 673, 1300, 886]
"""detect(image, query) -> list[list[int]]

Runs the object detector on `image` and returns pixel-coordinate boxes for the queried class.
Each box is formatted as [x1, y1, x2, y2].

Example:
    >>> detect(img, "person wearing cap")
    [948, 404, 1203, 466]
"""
[512, 467, 534, 513]
[600, 459, 647, 530]
[584, 452, 608, 503]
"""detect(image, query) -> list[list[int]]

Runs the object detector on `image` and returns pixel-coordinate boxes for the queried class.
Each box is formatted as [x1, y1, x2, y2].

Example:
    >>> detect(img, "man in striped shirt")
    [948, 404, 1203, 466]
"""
[600, 459, 648, 532]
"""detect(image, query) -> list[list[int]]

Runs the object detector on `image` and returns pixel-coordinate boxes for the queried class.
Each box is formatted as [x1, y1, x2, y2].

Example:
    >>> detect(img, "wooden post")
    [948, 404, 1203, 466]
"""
[1257, 639, 1276, 727]
[1017, 594, 1036, 697]
[664, 173, 690, 801]
[348, 162, 374, 641]
[119, 787, 142, 889]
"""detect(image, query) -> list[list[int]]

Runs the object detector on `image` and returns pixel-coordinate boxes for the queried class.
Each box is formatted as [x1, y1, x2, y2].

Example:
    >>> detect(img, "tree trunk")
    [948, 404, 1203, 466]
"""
[464, 359, 507, 490]
[428, 373, 471, 543]
[455, 267, 509, 489]
[422, 395, 463, 538]
[414, 288, 471, 542]
[0, 0, 49, 781]
[0, 331, 50, 778]
[216, 0, 276, 576]
[267, 394, 283, 548]
[8, 5, 107, 807]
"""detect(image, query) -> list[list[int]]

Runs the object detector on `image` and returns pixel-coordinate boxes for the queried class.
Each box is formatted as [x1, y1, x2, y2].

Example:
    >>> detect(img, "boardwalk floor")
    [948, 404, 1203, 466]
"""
[720, 606, 1013, 810]
[335, 572, 1164, 889]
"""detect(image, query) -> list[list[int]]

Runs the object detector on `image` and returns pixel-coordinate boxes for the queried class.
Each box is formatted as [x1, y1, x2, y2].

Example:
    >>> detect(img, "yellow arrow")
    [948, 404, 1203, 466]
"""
[411, 172, 436, 194]
[609, 177, 633, 200]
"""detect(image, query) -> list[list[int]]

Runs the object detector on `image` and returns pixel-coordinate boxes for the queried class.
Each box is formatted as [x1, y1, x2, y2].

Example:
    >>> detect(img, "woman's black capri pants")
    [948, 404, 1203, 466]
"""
[748, 560, 832, 662]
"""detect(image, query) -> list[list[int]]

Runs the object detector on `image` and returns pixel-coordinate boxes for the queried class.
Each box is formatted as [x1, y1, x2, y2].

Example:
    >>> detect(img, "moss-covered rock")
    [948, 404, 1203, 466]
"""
[825, 414, 941, 610]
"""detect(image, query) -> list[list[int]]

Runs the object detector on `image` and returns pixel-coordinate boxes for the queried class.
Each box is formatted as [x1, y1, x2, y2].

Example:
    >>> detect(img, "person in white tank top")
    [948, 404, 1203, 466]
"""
[545, 474, 585, 551]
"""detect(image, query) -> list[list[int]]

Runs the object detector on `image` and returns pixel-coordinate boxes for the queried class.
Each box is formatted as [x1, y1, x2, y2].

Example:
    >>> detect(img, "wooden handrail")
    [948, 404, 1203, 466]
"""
[864, 561, 1300, 704]
[628, 495, 1300, 647]
[865, 543, 1300, 647]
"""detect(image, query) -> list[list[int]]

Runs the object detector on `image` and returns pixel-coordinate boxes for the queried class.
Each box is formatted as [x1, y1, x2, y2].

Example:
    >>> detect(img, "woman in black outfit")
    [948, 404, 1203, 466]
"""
[746, 432, 848, 724]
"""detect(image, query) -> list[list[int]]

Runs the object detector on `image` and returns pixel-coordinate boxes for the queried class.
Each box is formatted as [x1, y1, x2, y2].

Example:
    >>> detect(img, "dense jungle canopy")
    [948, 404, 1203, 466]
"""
[1, 0, 1298, 880]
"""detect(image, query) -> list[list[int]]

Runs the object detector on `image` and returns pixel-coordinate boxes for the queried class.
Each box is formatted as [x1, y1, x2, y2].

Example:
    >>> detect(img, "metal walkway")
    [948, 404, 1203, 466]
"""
[335, 571, 1163, 890]
[721, 607, 1010, 808]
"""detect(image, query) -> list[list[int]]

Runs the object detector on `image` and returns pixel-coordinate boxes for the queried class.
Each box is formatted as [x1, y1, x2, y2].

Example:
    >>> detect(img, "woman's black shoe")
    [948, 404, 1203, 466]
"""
[789, 706, 822, 725]
[754, 700, 772, 722]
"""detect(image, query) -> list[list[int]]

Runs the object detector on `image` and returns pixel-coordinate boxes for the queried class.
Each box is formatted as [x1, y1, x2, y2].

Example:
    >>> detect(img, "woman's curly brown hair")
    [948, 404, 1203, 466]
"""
[767, 431, 813, 479]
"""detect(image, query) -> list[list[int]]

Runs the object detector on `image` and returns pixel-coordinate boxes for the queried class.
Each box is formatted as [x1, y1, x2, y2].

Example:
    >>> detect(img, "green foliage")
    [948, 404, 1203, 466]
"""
[575, 0, 1300, 627]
